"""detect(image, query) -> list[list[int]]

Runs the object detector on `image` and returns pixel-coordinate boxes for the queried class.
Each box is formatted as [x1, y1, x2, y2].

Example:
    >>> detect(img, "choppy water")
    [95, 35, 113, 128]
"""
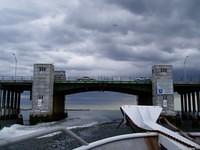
[0, 110, 133, 150]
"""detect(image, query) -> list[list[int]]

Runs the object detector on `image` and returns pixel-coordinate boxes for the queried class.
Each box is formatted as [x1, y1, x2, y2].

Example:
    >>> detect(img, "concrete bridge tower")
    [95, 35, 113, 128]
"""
[31, 64, 54, 121]
[30, 64, 66, 124]
[152, 65, 175, 115]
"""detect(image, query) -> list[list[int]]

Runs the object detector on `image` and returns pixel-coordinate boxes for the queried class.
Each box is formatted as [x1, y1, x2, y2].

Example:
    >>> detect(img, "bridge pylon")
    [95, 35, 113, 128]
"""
[152, 65, 175, 115]
[30, 64, 66, 124]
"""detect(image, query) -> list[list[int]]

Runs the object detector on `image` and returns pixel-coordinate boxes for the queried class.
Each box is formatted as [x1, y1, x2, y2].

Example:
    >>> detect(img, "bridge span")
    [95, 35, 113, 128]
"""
[0, 76, 199, 92]
[0, 64, 200, 124]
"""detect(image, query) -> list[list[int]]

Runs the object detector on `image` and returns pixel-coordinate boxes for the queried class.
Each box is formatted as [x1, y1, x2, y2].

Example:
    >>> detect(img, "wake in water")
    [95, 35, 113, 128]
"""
[0, 110, 133, 150]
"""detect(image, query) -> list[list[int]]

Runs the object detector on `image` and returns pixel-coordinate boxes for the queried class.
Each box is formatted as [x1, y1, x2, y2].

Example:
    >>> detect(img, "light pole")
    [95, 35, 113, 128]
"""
[12, 53, 17, 80]
[183, 56, 189, 81]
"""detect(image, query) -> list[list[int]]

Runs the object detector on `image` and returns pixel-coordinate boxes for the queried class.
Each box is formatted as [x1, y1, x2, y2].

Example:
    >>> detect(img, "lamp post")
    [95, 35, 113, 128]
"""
[12, 53, 17, 80]
[183, 56, 189, 81]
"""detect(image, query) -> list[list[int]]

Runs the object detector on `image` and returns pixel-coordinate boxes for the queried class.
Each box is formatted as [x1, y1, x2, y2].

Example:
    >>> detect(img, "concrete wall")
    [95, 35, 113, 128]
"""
[31, 64, 54, 116]
[152, 65, 174, 115]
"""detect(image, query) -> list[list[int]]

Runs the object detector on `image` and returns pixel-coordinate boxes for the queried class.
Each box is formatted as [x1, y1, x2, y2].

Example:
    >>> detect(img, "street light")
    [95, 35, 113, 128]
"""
[12, 53, 17, 80]
[183, 56, 189, 81]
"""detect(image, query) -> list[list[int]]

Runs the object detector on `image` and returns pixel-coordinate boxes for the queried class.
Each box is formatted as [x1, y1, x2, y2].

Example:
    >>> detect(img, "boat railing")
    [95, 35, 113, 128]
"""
[120, 105, 200, 149]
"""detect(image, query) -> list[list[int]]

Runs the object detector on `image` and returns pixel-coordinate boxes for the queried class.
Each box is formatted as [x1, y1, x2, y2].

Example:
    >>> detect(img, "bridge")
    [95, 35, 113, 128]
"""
[0, 64, 200, 124]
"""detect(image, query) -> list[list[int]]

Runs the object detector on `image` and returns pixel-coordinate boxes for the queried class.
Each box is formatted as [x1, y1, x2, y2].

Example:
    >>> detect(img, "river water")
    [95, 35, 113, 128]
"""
[0, 110, 134, 150]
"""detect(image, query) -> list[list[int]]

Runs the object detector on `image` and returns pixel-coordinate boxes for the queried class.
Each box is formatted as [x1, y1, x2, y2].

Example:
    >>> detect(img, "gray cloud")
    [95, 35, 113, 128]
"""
[0, 0, 199, 78]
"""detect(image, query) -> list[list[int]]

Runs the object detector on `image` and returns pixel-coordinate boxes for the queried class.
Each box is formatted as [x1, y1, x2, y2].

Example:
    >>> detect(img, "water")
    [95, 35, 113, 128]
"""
[0, 110, 133, 150]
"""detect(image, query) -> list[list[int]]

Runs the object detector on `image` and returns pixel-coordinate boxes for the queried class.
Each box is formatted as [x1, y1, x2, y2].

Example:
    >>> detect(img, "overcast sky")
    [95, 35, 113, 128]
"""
[0, 0, 200, 78]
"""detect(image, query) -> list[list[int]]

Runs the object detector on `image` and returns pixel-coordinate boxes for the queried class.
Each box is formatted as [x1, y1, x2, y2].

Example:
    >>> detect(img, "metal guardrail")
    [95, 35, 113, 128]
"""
[0, 126, 88, 147]
[174, 81, 200, 84]
[0, 76, 32, 81]
[0, 75, 152, 83]
[56, 80, 151, 84]
[0, 75, 199, 84]
[66, 76, 153, 82]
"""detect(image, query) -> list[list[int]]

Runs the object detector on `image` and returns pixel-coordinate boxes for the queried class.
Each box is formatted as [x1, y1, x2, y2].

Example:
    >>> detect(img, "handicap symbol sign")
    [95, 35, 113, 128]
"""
[159, 89, 163, 94]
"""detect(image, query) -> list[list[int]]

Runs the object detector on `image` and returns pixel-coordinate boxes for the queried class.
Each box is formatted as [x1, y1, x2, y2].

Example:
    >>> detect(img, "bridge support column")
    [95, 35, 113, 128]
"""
[152, 65, 175, 116]
[2, 90, 6, 119]
[14, 92, 18, 116]
[4, 90, 8, 118]
[137, 94, 152, 105]
[197, 91, 200, 113]
[10, 91, 14, 118]
[17, 92, 21, 115]
[0, 89, 2, 118]
[53, 93, 66, 120]
[191, 92, 196, 114]
[184, 93, 187, 113]
[6, 90, 11, 119]
[0, 89, 22, 121]
[188, 93, 192, 114]
[30, 64, 56, 124]
[180, 94, 184, 115]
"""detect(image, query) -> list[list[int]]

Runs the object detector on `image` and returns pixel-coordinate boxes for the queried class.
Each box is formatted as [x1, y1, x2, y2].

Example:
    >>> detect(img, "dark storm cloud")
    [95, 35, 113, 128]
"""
[1, 0, 200, 108]
[107, 0, 200, 20]
[94, 38, 176, 63]
[105, 0, 148, 15]
[0, 0, 199, 77]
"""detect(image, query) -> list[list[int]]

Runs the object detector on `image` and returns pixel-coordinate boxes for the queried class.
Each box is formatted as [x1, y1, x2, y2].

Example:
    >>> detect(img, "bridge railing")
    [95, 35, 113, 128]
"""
[0, 76, 32, 82]
[174, 78, 200, 84]
[1, 75, 199, 84]
[0, 76, 190, 82]
[0, 75, 151, 83]
[0, 75, 152, 83]
[66, 76, 151, 81]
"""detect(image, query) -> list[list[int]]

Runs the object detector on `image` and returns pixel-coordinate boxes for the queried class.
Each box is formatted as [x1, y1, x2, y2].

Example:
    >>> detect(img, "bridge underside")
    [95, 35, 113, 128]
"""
[0, 87, 22, 121]
[54, 83, 152, 95]
[175, 85, 200, 118]
[52, 83, 153, 115]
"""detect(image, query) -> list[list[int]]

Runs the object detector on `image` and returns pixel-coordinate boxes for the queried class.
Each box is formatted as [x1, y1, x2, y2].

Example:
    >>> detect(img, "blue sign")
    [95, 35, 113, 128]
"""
[157, 79, 173, 95]
[158, 89, 163, 94]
